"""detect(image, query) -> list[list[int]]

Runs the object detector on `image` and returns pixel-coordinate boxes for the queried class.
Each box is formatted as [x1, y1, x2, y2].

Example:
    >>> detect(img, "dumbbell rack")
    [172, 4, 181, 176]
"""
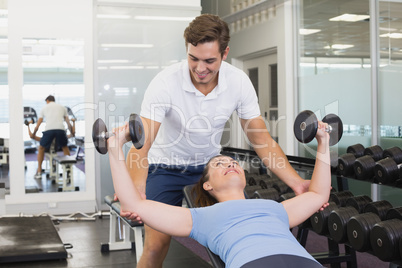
[221, 147, 358, 268]
[335, 146, 402, 267]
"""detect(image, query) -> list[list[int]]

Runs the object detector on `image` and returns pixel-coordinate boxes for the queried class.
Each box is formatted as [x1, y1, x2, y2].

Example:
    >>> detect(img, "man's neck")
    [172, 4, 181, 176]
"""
[193, 75, 218, 96]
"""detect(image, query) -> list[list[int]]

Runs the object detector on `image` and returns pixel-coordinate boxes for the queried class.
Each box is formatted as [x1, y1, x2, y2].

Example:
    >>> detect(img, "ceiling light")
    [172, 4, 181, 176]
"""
[22, 39, 38, 44]
[100, 44, 154, 48]
[97, 14, 131, 19]
[134, 15, 194, 21]
[38, 39, 84, 46]
[380, 33, 402, 39]
[299, 29, 321, 35]
[324, 44, 354, 49]
[379, 27, 397, 32]
[329, 14, 370, 22]
[110, 66, 144, 70]
[98, 60, 131, 64]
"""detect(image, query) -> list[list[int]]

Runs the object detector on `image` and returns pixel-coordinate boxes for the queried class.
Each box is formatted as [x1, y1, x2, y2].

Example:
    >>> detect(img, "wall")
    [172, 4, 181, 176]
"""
[217, 1, 296, 154]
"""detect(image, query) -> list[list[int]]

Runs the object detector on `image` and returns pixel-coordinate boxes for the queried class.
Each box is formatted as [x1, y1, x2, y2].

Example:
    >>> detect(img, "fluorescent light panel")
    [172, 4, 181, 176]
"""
[101, 44, 154, 48]
[324, 44, 354, 49]
[110, 66, 144, 70]
[380, 33, 402, 39]
[329, 14, 370, 22]
[98, 59, 131, 64]
[134, 15, 194, 21]
[299, 29, 321, 35]
[97, 14, 131, 19]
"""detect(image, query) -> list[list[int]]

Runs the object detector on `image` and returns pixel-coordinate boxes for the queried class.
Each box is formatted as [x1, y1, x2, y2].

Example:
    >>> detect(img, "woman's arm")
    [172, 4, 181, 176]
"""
[281, 122, 331, 228]
[108, 125, 193, 237]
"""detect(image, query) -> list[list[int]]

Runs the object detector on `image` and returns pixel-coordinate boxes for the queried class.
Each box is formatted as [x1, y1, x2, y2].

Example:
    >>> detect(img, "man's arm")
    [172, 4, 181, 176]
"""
[240, 116, 308, 195]
[64, 116, 73, 135]
[33, 117, 43, 136]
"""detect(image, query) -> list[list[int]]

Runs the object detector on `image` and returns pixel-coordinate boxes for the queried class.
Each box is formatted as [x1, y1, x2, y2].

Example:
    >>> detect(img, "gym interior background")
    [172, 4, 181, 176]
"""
[1, 0, 402, 267]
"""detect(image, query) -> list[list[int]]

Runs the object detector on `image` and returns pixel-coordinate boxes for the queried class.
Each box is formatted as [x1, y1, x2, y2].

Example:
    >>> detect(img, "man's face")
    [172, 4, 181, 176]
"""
[187, 41, 229, 88]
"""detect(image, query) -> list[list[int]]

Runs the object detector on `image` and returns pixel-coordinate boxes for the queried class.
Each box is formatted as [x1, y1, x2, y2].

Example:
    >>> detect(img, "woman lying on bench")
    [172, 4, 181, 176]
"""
[107, 123, 330, 268]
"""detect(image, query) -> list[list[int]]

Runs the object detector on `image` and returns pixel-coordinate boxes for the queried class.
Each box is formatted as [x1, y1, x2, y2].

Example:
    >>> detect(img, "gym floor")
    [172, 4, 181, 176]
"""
[0, 214, 394, 268]
[0, 217, 211, 268]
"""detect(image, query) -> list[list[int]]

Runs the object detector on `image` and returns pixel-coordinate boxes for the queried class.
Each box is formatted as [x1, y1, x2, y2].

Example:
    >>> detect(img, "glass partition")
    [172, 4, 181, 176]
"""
[296, 0, 372, 196]
[296, 0, 402, 205]
[22, 38, 85, 193]
[377, 1, 402, 205]
[95, 4, 200, 199]
[0, 2, 8, 187]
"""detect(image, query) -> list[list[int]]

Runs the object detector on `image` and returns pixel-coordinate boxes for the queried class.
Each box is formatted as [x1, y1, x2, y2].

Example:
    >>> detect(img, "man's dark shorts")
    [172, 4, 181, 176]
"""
[146, 164, 205, 206]
[40, 130, 68, 150]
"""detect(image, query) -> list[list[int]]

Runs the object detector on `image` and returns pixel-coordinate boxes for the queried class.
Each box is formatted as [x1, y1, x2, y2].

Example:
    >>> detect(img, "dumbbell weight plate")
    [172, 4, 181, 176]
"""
[293, 110, 318, 144]
[129, 113, 145, 150]
[92, 118, 108, 154]
[322, 113, 343, 146]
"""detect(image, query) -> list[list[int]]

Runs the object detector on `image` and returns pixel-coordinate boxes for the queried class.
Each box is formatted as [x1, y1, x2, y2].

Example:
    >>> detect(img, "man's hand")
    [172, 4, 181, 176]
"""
[318, 202, 330, 212]
[114, 193, 145, 224]
[120, 211, 143, 224]
[293, 179, 310, 195]
[293, 180, 331, 211]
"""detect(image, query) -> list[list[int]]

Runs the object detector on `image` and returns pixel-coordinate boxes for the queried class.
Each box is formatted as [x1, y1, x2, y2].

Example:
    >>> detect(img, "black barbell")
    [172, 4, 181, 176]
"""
[92, 113, 145, 154]
[293, 110, 343, 146]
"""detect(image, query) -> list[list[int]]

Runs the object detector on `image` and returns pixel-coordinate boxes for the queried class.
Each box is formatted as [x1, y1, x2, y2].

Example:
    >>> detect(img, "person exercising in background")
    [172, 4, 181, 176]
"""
[108, 121, 330, 268]
[32, 95, 73, 179]
[26, 117, 76, 142]
[123, 14, 313, 267]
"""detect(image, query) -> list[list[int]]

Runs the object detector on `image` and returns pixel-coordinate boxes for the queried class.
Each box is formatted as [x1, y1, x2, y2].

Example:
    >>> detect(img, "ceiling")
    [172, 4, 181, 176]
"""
[300, 0, 402, 59]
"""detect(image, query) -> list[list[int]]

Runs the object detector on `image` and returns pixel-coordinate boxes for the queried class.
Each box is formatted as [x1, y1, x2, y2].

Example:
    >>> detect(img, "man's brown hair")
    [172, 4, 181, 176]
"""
[184, 14, 230, 56]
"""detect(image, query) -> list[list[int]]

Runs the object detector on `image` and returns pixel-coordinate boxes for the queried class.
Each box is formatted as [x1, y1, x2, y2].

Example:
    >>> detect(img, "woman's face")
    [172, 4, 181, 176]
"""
[203, 156, 246, 192]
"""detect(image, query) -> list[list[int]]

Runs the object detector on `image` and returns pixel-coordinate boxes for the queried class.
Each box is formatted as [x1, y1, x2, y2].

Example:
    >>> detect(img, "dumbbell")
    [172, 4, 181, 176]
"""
[369, 207, 402, 261]
[253, 188, 280, 201]
[272, 180, 292, 195]
[327, 195, 372, 243]
[277, 192, 296, 202]
[247, 174, 271, 186]
[353, 145, 384, 180]
[244, 185, 263, 199]
[374, 146, 402, 185]
[310, 191, 353, 235]
[92, 113, 145, 154]
[347, 200, 393, 252]
[24, 117, 36, 125]
[337, 144, 365, 176]
[293, 110, 343, 146]
[312, 191, 354, 234]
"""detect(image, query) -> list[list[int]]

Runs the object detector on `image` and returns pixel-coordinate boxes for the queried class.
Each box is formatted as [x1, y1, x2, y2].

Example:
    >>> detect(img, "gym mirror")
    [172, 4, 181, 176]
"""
[22, 37, 85, 194]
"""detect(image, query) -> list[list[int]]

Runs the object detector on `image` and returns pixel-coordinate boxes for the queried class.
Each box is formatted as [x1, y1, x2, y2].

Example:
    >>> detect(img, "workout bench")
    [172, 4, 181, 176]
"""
[53, 155, 79, 192]
[101, 195, 144, 263]
[45, 139, 58, 179]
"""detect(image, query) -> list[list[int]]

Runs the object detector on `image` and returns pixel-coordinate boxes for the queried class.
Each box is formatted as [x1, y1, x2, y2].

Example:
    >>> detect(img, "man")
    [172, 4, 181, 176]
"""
[125, 14, 310, 267]
[32, 95, 72, 179]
